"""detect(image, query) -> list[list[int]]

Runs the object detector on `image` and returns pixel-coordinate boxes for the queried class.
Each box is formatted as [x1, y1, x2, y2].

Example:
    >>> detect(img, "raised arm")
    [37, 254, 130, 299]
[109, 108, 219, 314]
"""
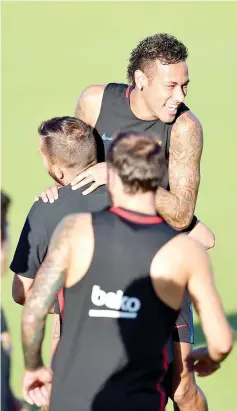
[155, 111, 203, 230]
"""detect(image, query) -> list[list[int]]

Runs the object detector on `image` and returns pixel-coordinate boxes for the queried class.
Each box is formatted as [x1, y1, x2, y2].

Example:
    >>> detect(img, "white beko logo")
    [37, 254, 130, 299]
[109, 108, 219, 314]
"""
[89, 285, 141, 319]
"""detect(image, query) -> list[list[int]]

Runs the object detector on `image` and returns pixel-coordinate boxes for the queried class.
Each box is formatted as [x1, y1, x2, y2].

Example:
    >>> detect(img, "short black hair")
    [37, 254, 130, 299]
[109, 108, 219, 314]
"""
[1, 191, 11, 242]
[38, 116, 97, 170]
[107, 131, 166, 194]
[127, 33, 188, 85]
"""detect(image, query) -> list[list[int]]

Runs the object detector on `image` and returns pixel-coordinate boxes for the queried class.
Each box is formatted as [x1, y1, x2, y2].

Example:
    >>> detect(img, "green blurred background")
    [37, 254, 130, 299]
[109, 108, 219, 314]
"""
[2, 2, 237, 410]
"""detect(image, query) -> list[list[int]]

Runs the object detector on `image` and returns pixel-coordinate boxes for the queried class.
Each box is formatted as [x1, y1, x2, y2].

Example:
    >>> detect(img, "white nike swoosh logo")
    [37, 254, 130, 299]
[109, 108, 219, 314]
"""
[102, 134, 113, 141]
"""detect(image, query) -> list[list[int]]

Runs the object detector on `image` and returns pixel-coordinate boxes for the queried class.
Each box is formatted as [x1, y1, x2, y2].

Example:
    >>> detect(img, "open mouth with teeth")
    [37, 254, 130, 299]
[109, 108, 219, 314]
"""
[165, 104, 179, 114]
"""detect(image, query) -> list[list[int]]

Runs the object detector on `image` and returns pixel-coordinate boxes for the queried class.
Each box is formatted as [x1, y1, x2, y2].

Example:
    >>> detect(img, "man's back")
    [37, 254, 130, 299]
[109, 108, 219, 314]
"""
[49, 207, 179, 411]
[10, 185, 109, 279]
[41, 185, 109, 243]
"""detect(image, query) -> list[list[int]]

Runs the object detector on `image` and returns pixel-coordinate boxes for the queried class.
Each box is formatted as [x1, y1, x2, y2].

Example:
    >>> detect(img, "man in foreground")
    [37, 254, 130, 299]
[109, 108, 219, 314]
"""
[21, 133, 233, 411]
[13, 117, 210, 410]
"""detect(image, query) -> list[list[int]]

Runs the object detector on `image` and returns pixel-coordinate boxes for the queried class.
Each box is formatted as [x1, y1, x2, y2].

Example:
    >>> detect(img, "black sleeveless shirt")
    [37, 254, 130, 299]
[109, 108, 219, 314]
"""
[49, 207, 180, 411]
[94, 83, 190, 190]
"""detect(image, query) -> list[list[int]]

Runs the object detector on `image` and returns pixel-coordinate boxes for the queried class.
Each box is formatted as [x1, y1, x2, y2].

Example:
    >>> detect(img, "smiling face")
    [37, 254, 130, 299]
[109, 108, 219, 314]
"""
[135, 59, 189, 123]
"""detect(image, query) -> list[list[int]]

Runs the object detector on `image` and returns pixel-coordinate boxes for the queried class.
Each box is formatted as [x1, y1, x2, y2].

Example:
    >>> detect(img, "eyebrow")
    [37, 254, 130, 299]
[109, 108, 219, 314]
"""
[165, 79, 190, 86]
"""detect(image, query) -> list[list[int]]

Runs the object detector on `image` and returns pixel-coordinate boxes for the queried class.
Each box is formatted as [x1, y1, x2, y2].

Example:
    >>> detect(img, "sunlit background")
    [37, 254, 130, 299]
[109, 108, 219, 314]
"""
[2, 2, 237, 410]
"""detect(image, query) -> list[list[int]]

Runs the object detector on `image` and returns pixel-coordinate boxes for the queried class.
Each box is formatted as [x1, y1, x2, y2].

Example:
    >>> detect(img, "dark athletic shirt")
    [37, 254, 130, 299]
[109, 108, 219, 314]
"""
[94, 83, 190, 190]
[49, 207, 180, 411]
[10, 184, 109, 280]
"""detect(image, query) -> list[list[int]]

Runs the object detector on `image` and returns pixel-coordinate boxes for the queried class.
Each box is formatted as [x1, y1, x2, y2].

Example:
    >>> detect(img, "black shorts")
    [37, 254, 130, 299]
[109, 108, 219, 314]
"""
[173, 289, 194, 344]
[167, 289, 194, 367]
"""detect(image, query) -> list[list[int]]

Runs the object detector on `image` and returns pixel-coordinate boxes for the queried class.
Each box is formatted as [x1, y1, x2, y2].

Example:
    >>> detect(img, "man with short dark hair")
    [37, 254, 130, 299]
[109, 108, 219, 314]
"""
[21, 132, 233, 411]
[11, 116, 109, 308]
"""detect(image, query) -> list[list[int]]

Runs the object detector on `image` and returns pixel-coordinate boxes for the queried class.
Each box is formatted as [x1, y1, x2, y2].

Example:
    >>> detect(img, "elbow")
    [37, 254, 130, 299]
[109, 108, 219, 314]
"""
[206, 230, 215, 249]
[198, 227, 215, 250]
[210, 328, 234, 362]
[189, 221, 215, 249]
[12, 289, 25, 305]
[219, 330, 234, 357]
[12, 281, 26, 305]
[12, 275, 32, 306]
[170, 217, 193, 231]
[171, 208, 195, 231]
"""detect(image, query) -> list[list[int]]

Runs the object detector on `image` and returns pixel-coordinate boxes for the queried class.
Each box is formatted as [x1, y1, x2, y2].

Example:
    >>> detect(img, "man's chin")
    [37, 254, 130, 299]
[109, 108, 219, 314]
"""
[160, 113, 176, 124]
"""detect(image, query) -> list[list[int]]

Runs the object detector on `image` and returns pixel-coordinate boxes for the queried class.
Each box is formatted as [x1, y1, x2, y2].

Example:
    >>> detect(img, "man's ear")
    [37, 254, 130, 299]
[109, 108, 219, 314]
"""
[53, 164, 64, 181]
[134, 69, 147, 90]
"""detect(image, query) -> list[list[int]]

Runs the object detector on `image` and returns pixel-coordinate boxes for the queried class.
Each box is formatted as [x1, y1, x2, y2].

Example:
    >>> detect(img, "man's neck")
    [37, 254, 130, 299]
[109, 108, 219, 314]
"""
[112, 192, 157, 215]
[59, 162, 97, 186]
[130, 87, 157, 121]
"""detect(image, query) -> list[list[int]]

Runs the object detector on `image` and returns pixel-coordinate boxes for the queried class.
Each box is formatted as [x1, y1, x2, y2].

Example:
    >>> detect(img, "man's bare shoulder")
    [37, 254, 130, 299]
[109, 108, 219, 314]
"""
[172, 109, 203, 142]
[74, 84, 107, 126]
[151, 233, 206, 275]
[61, 212, 92, 233]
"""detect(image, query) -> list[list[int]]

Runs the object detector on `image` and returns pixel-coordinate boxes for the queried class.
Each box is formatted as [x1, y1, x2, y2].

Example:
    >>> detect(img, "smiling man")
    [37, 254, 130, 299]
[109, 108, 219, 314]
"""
[36, 34, 214, 410]
[71, 33, 212, 411]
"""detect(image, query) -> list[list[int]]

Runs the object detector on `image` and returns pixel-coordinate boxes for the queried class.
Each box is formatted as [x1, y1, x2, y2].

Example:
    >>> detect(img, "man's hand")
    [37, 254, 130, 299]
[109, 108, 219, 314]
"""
[22, 366, 52, 407]
[185, 347, 220, 377]
[34, 162, 107, 202]
[70, 162, 107, 195]
[35, 185, 61, 203]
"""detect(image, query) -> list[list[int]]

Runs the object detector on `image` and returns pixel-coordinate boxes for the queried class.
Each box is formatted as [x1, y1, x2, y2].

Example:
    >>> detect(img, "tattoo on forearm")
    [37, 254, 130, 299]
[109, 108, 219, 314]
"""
[22, 216, 75, 371]
[156, 112, 203, 229]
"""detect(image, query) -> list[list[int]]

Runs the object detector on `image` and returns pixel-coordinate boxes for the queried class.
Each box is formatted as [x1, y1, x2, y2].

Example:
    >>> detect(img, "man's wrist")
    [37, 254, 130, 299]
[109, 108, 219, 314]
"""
[25, 356, 44, 372]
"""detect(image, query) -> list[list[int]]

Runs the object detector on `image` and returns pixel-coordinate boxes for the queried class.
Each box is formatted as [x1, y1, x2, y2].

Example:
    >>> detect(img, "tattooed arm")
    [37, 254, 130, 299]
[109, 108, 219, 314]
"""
[22, 215, 75, 372]
[155, 111, 203, 230]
